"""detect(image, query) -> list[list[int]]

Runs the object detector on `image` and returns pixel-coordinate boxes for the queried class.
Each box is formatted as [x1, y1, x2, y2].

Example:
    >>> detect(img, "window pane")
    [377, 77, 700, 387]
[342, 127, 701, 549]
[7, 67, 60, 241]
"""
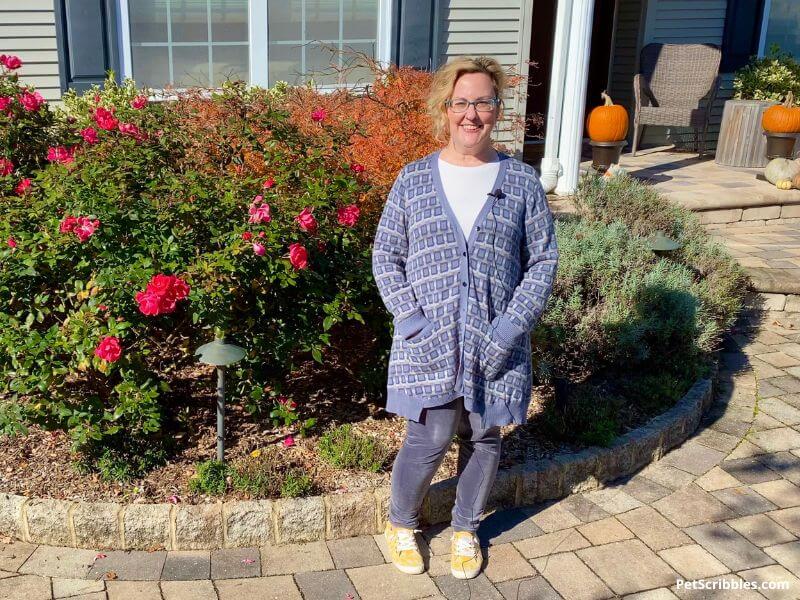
[343, 0, 378, 39]
[268, 43, 303, 85]
[172, 45, 211, 86]
[171, 0, 209, 43]
[268, 1, 302, 42]
[765, 0, 800, 58]
[306, 42, 341, 85]
[211, 0, 248, 42]
[130, 0, 167, 43]
[131, 45, 170, 88]
[342, 42, 375, 85]
[306, 0, 340, 42]
[212, 45, 248, 85]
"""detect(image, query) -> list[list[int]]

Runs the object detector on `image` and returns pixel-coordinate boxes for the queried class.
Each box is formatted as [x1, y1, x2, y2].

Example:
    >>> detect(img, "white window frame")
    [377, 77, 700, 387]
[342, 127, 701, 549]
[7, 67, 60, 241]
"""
[117, 0, 393, 95]
[757, 0, 772, 57]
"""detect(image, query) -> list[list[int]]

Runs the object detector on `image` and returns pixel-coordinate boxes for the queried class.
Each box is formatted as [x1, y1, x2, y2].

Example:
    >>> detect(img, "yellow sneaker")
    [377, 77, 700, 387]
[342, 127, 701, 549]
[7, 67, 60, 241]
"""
[450, 530, 482, 579]
[384, 522, 425, 575]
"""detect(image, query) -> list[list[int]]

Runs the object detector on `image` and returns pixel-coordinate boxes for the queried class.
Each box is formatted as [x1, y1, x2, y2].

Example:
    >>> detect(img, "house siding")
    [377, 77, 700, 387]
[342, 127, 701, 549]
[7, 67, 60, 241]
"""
[640, 0, 729, 150]
[437, 0, 531, 156]
[0, 0, 62, 101]
[608, 0, 646, 132]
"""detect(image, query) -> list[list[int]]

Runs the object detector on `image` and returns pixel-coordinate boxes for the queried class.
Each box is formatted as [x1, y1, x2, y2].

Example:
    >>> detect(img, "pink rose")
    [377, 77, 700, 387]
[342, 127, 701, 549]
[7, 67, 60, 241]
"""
[135, 289, 162, 315]
[118, 122, 145, 140]
[18, 91, 44, 112]
[288, 243, 309, 270]
[47, 145, 75, 164]
[0, 97, 12, 111]
[59, 215, 78, 234]
[94, 336, 122, 362]
[7, 237, 16, 249]
[252, 242, 266, 256]
[350, 163, 365, 173]
[0, 158, 13, 176]
[311, 107, 327, 122]
[337, 204, 360, 227]
[93, 106, 118, 131]
[282, 435, 295, 448]
[80, 126, 99, 144]
[130, 95, 148, 109]
[0, 55, 22, 70]
[248, 195, 271, 224]
[15, 178, 31, 195]
[295, 207, 317, 234]
[73, 216, 100, 242]
[262, 177, 275, 189]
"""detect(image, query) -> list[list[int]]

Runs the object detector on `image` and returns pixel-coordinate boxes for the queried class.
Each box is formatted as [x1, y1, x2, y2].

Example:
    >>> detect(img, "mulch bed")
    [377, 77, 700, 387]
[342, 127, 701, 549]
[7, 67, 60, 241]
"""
[0, 327, 695, 504]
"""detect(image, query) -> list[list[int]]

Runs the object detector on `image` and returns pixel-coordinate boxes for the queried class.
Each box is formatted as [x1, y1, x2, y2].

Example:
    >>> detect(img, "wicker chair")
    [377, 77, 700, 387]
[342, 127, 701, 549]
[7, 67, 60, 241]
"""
[632, 43, 721, 156]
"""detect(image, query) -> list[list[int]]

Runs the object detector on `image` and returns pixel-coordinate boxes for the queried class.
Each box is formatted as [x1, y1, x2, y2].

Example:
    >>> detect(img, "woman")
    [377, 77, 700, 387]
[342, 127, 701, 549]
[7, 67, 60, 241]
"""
[371, 56, 559, 579]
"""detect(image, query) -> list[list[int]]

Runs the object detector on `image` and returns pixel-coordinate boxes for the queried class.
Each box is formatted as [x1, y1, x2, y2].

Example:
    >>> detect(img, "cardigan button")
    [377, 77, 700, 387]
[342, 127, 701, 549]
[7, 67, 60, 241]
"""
[462, 251, 466, 257]
[462, 282, 467, 287]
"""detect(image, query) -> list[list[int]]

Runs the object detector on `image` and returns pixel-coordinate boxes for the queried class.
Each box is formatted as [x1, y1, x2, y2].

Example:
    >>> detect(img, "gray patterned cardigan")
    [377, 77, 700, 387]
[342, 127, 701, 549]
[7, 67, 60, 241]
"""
[371, 149, 559, 428]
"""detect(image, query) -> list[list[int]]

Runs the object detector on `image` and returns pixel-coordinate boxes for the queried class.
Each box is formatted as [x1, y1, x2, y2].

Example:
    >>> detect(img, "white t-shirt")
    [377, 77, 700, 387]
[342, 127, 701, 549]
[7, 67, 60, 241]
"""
[438, 156, 500, 240]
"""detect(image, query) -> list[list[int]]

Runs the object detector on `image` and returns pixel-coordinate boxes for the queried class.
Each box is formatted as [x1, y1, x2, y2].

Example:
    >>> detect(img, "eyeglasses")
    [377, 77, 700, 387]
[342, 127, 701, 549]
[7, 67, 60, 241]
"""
[445, 98, 500, 113]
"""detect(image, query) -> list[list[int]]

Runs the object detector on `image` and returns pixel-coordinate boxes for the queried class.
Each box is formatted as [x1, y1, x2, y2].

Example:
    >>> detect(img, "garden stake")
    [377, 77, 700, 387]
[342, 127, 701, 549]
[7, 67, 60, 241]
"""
[195, 334, 246, 463]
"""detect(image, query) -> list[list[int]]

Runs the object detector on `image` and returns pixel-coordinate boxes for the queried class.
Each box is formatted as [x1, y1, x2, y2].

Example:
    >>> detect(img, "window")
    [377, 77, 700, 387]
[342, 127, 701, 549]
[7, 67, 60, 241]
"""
[759, 0, 800, 58]
[128, 0, 249, 88]
[122, 0, 387, 91]
[267, 0, 379, 87]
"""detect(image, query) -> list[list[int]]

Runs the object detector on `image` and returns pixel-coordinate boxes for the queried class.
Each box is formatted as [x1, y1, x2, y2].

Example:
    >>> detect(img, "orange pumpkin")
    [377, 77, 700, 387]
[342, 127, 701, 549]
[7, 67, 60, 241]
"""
[762, 91, 800, 133]
[586, 91, 629, 142]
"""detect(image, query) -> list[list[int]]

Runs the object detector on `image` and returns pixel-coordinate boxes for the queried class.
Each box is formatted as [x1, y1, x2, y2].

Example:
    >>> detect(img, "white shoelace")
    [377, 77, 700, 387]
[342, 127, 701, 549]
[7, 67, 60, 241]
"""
[452, 533, 478, 557]
[395, 528, 421, 552]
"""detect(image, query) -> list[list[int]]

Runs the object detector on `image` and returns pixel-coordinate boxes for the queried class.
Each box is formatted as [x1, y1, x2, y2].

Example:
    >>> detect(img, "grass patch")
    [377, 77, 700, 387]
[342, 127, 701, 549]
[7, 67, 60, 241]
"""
[317, 423, 389, 472]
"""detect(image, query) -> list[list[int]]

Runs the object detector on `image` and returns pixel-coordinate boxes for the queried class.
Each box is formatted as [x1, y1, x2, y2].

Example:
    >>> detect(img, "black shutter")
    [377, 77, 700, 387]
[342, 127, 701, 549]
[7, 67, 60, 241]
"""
[720, 0, 766, 72]
[54, 0, 121, 93]
[394, 0, 439, 70]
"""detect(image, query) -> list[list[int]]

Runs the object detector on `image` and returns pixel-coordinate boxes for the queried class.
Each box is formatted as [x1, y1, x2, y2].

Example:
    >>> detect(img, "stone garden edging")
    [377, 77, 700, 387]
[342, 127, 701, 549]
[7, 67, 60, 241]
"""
[0, 366, 716, 551]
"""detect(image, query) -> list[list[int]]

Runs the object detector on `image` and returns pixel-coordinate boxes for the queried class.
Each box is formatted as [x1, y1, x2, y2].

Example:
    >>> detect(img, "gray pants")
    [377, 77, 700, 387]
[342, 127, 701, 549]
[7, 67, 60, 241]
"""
[388, 396, 502, 533]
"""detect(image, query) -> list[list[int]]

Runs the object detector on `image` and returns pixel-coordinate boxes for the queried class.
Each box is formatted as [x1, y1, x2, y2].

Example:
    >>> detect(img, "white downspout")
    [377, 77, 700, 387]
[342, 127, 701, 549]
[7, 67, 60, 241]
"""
[555, 0, 595, 196]
[539, 0, 572, 193]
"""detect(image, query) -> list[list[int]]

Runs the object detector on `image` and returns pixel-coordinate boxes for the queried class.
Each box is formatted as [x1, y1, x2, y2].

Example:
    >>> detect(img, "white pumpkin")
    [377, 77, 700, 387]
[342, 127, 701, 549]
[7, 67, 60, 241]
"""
[764, 158, 800, 185]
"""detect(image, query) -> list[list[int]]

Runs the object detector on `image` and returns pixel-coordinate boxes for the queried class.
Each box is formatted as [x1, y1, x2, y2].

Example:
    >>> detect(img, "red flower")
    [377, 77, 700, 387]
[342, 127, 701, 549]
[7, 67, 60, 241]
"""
[350, 163, 365, 173]
[18, 91, 44, 112]
[282, 435, 295, 448]
[94, 336, 122, 362]
[130, 95, 148, 109]
[47, 145, 75, 164]
[262, 177, 275, 189]
[97, 304, 108, 312]
[242, 231, 253, 241]
[73, 216, 100, 242]
[295, 207, 317, 234]
[0, 97, 12, 111]
[15, 178, 31, 195]
[93, 106, 118, 131]
[59, 215, 78, 234]
[80, 126, 99, 144]
[316, 240, 326, 253]
[311, 107, 327, 122]
[119, 122, 145, 140]
[337, 204, 360, 227]
[0, 55, 22, 70]
[288, 243, 309, 270]
[0, 158, 13, 176]
[7, 237, 16, 249]
[136, 274, 190, 316]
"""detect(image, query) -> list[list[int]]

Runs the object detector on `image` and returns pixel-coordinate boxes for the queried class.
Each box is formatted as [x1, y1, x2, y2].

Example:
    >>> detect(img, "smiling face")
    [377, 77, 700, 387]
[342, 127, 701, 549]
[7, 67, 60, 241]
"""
[446, 72, 500, 155]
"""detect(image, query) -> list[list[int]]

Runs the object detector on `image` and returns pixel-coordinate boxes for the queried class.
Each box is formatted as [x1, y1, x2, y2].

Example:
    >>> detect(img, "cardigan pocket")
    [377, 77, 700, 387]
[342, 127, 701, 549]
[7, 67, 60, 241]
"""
[402, 317, 442, 367]
[479, 317, 518, 381]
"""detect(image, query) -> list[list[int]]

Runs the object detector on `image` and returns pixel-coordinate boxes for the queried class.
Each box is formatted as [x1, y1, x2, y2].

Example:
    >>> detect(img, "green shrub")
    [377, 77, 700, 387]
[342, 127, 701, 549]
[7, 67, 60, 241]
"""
[189, 460, 230, 495]
[733, 45, 800, 102]
[280, 469, 313, 498]
[317, 423, 389, 472]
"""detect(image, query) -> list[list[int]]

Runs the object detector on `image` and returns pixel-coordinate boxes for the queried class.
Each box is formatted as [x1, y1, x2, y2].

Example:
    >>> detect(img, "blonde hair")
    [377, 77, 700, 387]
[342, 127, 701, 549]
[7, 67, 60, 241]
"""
[426, 56, 509, 143]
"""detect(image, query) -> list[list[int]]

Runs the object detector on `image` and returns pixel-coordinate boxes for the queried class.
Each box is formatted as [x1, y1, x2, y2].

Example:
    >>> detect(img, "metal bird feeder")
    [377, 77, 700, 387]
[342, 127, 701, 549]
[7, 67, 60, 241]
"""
[195, 333, 246, 463]
[647, 230, 682, 254]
